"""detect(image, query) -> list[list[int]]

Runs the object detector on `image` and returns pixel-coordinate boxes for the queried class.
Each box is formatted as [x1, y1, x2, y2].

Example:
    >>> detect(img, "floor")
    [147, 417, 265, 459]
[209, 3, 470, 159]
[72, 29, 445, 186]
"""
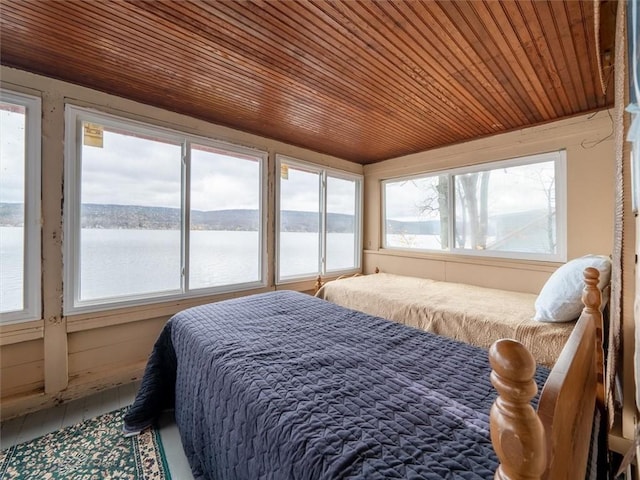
[0, 382, 195, 479]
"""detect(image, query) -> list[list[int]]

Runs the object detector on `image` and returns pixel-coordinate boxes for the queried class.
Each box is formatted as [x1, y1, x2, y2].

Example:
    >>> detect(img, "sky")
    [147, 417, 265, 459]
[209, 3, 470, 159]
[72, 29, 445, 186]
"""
[0, 109, 25, 204]
[1, 106, 553, 220]
[384, 162, 556, 222]
[0, 110, 356, 214]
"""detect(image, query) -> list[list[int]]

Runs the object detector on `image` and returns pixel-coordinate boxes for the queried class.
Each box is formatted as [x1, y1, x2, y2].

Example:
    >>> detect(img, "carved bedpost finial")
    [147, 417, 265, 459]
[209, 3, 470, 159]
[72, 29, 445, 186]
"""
[581, 267, 601, 314]
[582, 266, 605, 407]
[314, 275, 323, 294]
[489, 339, 546, 480]
[375, 267, 380, 274]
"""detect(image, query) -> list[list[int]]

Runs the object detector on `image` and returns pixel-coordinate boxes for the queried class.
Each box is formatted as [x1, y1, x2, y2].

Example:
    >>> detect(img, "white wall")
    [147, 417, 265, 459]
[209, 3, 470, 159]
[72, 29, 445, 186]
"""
[363, 112, 615, 294]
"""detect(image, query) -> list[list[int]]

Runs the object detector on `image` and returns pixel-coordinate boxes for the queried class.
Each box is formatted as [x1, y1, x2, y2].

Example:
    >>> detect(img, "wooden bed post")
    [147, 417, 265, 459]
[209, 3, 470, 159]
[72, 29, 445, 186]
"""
[490, 267, 603, 480]
[314, 275, 323, 295]
[489, 339, 546, 480]
[581, 267, 605, 408]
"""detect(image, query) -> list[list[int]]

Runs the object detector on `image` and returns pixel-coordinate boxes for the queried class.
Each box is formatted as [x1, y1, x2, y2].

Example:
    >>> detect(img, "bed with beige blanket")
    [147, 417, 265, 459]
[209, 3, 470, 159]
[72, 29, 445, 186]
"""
[315, 272, 575, 367]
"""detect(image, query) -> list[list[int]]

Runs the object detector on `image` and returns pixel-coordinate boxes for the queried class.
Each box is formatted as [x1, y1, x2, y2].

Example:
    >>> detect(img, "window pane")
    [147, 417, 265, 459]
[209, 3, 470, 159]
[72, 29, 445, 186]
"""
[79, 124, 182, 301]
[326, 176, 356, 271]
[189, 145, 261, 288]
[454, 161, 556, 254]
[0, 103, 26, 312]
[384, 175, 449, 250]
[279, 165, 320, 278]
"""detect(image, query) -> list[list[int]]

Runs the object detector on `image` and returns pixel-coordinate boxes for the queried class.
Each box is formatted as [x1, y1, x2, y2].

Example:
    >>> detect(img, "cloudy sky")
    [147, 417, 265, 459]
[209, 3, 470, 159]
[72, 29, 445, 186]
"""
[82, 130, 356, 213]
[1, 110, 356, 214]
[384, 161, 556, 222]
[279, 166, 356, 214]
[81, 130, 265, 212]
[2, 108, 551, 221]
[1, 109, 25, 204]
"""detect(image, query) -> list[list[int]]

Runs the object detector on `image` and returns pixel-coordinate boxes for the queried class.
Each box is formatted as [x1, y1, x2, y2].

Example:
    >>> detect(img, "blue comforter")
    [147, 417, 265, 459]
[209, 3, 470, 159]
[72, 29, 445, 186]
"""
[124, 290, 549, 479]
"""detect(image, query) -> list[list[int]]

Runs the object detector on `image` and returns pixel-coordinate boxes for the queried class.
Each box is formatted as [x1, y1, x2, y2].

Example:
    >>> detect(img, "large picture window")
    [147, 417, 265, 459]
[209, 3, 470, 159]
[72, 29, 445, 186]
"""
[383, 151, 566, 261]
[0, 90, 41, 323]
[64, 106, 265, 314]
[276, 156, 362, 282]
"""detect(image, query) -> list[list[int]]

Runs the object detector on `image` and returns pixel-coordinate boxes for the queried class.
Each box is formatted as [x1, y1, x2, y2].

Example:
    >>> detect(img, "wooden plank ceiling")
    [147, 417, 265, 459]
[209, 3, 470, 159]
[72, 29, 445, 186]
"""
[0, 0, 616, 164]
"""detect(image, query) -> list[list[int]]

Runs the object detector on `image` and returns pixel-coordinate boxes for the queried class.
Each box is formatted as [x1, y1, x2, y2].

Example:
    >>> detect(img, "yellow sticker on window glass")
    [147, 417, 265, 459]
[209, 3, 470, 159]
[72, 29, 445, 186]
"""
[83, 122, 104, 148]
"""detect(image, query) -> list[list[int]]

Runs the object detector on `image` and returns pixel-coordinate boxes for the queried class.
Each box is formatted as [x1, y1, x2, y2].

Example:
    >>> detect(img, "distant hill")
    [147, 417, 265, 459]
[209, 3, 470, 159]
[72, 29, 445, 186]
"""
[0, 203, 548, 238]
[0, 203, 356, 233]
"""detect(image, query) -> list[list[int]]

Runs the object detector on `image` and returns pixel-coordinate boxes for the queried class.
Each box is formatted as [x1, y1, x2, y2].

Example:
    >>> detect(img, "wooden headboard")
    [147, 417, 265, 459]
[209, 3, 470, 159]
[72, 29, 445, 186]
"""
[489, 267, 604, 479]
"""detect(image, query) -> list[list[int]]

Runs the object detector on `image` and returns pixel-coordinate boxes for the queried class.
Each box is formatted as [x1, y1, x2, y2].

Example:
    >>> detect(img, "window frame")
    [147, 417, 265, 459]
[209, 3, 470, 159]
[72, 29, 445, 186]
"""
[0, 90, 42, 324]
[382, 150, 567, 262]
[64, 105, 267, 315]
[275, 155, 363, 284]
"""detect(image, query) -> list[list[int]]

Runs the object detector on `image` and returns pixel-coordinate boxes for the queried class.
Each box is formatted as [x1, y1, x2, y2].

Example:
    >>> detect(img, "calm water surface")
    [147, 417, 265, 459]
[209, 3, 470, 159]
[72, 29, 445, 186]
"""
[0, 227, 356, 310]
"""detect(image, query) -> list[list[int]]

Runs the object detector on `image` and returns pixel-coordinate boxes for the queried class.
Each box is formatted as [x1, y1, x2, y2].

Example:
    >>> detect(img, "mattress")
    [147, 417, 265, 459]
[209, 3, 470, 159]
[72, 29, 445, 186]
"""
[316, 273, 575, 367]
[124, 290, 549, 480]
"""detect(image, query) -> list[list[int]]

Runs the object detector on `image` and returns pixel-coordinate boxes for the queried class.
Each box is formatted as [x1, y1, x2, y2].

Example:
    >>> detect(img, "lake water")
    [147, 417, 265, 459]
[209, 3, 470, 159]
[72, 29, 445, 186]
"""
[385, 233, 444, 250]
[0, 227, 356, 310]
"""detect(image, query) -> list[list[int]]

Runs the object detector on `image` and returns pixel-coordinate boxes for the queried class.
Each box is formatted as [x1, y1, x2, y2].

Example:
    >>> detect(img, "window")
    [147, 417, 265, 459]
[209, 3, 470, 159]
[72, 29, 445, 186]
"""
[383, 151, 566, 261]
[64, 106, 265, 314]
[276, 156, 362, 282]
[0, 90, 41, 323]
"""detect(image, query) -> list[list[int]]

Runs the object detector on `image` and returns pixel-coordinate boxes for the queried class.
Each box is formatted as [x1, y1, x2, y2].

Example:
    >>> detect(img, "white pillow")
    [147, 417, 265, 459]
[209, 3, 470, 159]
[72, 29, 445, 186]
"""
[534, 255, 611, 323]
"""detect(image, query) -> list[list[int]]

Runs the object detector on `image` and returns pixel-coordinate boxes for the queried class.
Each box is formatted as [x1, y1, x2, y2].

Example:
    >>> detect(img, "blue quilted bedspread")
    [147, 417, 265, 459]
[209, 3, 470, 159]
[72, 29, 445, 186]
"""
[124, 290, 549, 479]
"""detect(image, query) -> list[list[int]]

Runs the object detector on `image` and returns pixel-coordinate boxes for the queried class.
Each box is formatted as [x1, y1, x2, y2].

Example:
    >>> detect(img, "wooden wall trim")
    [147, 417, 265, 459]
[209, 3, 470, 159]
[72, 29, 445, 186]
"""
[610, 0, 637, 442]
[364, 249, 560, 272]
[41, 91, 68, 395]
[362, 251, 556, 295]
[0, 360, 146, 421]
[65, 286, 275, 333]
[0, 320, 43, 346]
[274, 278, 320, 293]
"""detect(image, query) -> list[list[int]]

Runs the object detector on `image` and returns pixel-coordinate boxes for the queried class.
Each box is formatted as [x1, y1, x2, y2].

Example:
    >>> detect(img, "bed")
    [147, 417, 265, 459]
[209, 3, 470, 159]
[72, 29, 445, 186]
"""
[314, 272, 570, 368]
[123, 268, 605, 479]
[315, 257, 610, 369]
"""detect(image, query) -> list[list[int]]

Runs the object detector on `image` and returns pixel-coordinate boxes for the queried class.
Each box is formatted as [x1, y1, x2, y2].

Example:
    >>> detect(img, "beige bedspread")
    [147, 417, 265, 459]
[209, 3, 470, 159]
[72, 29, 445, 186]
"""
[316, 273, 575, 367]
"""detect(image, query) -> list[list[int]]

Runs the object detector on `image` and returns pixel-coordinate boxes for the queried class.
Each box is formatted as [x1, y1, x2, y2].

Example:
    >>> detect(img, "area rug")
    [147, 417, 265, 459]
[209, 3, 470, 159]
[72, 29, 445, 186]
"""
[0, 407, 171, 479]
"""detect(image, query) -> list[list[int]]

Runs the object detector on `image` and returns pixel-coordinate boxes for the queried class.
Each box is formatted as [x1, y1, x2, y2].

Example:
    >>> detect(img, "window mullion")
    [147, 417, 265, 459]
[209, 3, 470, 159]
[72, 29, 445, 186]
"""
[355, 179, 363, 269]
[320, 171, 327, 275]
[448, 174, 455, 252]
[182, 141, 190, 293]
[74, 117, 83, 307]
[24, 96, 42, 319]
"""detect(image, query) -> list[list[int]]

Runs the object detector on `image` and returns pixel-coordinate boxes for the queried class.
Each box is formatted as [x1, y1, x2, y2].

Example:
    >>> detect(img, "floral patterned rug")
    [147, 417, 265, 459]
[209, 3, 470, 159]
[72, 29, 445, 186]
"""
[0, 407, 171, 479]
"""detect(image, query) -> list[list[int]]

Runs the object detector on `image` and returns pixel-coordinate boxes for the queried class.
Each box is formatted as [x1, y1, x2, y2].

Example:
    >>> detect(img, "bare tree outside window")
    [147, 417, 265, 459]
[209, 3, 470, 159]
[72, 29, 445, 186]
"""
[455, 172, 491, 250]
[383, 154, 562, 260]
